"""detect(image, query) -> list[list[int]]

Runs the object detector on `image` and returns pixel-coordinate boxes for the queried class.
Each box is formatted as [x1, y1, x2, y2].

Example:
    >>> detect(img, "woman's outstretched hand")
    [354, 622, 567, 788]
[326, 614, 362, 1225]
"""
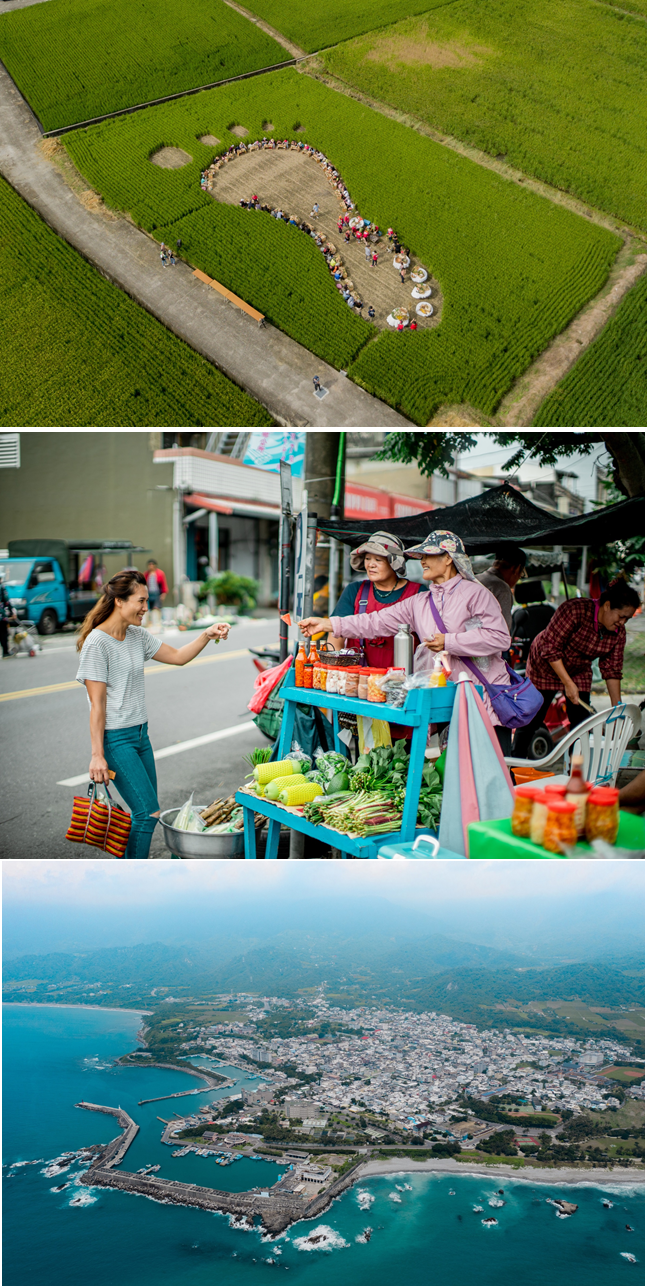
[299, 617, 332, 636]
[204, 622, 231, 642]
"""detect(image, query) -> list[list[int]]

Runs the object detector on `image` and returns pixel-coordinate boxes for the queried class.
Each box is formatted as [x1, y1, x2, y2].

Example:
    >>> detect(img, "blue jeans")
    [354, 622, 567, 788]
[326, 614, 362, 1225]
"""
[103, 723, 159, 859]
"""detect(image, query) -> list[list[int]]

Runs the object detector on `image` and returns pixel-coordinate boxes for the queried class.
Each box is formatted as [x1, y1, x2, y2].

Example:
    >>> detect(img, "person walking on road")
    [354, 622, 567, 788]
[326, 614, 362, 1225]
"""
[365, 244, 371, 261]
[76, 569, 230, 858]
[313, 375, 322, 392]
[145, 559, 168, 625]
[372, 252, 378, 267]
[0, 572, 19, 658]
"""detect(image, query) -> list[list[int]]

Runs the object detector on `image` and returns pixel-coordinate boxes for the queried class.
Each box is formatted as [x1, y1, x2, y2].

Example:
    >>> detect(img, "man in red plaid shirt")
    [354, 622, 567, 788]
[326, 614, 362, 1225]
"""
[513, 578, 640, 757]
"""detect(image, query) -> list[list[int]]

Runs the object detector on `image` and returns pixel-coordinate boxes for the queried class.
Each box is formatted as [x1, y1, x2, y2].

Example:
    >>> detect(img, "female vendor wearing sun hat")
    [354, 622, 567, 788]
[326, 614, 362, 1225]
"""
[328, 530, 424, 668]
[300, 529, 514, 752]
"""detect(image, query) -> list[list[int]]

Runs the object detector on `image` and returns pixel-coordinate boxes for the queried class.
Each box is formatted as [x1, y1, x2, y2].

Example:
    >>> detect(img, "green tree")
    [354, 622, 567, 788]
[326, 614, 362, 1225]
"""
[377, 432, 644, 499]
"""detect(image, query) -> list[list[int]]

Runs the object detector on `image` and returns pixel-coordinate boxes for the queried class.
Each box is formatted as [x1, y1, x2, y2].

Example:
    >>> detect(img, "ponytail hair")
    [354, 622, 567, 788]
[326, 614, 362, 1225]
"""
[599, 577, 641, 612]
[76, 569, 147, 651]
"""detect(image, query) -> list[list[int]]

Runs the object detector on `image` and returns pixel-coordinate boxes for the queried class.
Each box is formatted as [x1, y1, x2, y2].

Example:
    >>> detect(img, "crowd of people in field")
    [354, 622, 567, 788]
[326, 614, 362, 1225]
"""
[198, 137, 420, 323]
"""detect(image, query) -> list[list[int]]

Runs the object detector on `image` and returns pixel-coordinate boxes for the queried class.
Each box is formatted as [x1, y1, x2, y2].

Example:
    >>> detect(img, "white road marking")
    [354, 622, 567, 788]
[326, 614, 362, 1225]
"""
[57, 720, 258, 786]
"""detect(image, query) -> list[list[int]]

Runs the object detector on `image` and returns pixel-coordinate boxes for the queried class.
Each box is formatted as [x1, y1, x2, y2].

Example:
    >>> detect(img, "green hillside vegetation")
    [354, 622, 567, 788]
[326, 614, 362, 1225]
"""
[323, 0, 647, 231]
[63, 70, 619, 424]
[0, 178, 273, 428]
[534, 270, 647, 426]
[0, 0, 285, 131]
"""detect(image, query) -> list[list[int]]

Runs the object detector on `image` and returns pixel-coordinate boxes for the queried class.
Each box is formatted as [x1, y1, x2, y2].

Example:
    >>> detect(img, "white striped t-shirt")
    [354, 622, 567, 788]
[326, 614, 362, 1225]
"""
[76, 626, 163, 729]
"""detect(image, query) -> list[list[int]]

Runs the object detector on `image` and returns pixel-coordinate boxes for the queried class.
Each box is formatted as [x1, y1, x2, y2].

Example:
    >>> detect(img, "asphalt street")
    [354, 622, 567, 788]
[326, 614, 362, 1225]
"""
[0, 618, 280, 858]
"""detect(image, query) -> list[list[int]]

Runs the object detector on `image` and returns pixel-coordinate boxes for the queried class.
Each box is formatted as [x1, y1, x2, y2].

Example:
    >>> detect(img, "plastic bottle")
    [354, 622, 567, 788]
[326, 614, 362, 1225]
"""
[565, 753, 590, 838]
[295, 643, 307, 687]
[429, 655, 447, 688]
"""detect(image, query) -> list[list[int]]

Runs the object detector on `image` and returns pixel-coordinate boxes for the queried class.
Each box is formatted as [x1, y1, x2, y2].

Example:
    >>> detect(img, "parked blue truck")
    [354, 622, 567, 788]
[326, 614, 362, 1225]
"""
[0, 539, 147, 634]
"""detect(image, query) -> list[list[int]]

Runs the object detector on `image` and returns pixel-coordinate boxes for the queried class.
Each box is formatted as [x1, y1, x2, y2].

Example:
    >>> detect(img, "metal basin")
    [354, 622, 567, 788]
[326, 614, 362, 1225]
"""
[159, 806, 246, 858]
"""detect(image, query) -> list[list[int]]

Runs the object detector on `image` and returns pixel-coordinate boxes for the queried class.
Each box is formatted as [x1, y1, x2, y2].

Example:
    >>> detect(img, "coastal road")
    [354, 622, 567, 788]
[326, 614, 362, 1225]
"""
[0, 617, 279, 858]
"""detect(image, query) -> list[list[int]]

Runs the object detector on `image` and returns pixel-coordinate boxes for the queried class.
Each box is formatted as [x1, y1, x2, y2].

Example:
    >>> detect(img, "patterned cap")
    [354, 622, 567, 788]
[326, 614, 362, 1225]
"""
[404, 530, 476, 581]
[350, 530, 407, 574]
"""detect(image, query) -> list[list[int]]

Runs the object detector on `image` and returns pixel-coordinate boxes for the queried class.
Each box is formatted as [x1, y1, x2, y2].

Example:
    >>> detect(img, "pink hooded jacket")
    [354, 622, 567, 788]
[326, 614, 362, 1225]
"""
[329, 573, 511, 725]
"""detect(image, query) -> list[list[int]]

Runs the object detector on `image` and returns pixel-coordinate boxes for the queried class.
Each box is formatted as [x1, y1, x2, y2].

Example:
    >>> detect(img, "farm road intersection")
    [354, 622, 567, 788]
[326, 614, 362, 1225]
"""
[0, 618, 277, 858]
[0, 65, 411, 428]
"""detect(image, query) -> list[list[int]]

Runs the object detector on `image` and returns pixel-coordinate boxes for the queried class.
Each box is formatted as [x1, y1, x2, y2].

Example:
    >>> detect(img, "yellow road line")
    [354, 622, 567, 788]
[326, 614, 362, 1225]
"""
[0, 649, 251, 702]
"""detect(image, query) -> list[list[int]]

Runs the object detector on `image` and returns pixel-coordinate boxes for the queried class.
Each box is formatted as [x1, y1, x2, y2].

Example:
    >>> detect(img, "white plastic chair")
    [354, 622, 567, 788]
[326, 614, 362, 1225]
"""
[506, 703, 642, 786]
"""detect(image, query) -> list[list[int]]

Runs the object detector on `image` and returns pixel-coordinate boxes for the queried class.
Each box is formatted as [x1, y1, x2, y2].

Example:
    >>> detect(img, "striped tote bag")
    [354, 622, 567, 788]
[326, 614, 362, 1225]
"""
[66, 782, 132, 858]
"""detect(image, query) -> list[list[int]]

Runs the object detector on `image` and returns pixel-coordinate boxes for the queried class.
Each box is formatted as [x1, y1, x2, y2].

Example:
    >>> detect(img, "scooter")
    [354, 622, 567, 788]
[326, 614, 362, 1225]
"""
[249, 645, 280, 675]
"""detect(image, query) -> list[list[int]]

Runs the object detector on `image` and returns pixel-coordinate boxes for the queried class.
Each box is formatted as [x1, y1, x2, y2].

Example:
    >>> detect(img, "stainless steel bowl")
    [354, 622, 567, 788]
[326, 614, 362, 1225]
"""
[159, 806, 246, 858]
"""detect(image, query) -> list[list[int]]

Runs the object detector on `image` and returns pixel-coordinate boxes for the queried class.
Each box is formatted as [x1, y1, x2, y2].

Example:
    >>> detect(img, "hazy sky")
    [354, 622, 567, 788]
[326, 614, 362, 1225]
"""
[4, 858, 641, 908]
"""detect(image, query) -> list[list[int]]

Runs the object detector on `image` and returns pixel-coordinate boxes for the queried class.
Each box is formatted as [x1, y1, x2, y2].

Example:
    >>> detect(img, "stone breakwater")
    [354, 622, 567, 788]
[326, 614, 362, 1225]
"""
[75, 1100, 364, 1233]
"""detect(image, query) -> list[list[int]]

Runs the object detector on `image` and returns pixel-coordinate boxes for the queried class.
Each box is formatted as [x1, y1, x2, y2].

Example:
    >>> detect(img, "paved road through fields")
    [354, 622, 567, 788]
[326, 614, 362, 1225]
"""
[0, 618, 279, 858]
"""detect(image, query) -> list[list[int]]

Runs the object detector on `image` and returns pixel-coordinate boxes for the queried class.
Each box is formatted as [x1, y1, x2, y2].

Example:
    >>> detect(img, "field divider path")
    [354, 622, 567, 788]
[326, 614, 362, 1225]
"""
[220, 0, 309, 58]
[497, 250, 647, 425]
[0, 64, 411, 428]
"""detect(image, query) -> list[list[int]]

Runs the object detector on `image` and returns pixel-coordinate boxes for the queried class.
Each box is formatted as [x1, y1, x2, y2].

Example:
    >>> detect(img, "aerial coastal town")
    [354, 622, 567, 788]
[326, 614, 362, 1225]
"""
[168, 994, 643, 1143]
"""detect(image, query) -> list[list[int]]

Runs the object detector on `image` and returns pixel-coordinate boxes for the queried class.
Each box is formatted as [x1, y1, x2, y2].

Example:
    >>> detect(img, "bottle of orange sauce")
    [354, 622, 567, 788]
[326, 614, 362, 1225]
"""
[294, 643, 307, 687]
[565, 753, 591, 839]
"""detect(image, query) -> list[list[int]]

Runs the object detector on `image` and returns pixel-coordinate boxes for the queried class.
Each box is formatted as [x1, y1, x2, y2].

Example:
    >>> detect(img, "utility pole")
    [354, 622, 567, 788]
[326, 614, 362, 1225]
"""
[304, 433, 346, 615]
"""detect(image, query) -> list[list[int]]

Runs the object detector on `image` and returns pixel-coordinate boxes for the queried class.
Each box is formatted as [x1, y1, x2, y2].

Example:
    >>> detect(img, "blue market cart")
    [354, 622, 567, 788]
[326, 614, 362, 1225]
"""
[235, 674, 461, 859]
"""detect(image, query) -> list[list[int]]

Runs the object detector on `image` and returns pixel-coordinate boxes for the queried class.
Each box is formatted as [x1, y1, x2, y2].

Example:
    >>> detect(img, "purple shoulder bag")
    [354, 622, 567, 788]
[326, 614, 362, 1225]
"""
[427, 597, 544, 729]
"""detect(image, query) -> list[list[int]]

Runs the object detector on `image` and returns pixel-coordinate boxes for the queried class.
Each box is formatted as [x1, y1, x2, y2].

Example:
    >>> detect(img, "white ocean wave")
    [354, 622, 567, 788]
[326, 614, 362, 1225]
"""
[356, 1189, 375, 1211]
[9, 1159, 44, 1168]
[69, 1191, 97, 1207]
[472, 1206, 484, 1213]
[488, 1198, 505, 1208]
[481, 1218, 498, 1228]
[42, 1163, 71, 1179]
[388, 1193, 402, 1203]
[293, 1225, 350, 1253]
[620, 1253, 637, 1263]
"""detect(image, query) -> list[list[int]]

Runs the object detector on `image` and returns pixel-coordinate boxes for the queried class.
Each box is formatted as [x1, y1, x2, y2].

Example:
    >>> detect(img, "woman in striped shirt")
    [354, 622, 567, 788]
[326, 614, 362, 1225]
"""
[76, 570, 229, 858]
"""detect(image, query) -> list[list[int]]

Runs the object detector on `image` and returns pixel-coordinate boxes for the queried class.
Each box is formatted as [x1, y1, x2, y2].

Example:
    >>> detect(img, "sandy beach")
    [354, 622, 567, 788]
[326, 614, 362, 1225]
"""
[357, 1157, 645, 1187]
[2, 1002, 152, 1015]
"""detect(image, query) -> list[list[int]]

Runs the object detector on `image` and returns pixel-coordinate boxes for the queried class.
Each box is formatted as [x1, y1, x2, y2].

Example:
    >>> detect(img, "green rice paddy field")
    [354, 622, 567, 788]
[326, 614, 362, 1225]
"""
[322, 0, 647, 231]
[0, 177, 274, 428]
[0, 0, 285, 130]
[62, 70, 620, 425]
[534, 270, 647, 426]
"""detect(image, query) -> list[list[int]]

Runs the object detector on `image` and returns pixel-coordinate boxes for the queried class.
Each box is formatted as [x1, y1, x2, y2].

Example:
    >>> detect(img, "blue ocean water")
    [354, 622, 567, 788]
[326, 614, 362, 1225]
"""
[3, 1005, 644, 1286]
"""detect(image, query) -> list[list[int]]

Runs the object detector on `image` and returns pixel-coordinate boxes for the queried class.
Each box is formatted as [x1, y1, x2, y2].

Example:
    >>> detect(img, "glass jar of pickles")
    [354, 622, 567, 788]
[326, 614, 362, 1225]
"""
[511, 786, 537, 838]
[585, 786, 620, 845]
[543, 800, 577, 854]
[529, 785, 567, 846]
[368, 668, 388, 702]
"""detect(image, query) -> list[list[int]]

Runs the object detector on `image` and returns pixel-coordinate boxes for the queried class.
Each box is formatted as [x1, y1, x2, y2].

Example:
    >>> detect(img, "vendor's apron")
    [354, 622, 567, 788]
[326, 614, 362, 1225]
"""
[348, 579, 421, 739]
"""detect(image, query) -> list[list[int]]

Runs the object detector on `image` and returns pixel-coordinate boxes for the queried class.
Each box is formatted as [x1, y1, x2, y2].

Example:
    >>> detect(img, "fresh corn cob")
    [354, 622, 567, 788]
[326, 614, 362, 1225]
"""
[264, 773, 307, 801]
[278, 782, 325, 806]
[253, 760, 298, 784]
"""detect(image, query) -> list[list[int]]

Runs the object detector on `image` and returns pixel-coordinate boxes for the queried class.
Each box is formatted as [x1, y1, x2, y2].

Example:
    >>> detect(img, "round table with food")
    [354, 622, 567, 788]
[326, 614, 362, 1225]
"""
[387, 306, 410, 327]
[411, 268, 428, 283]
[411, 285, 432, 299]
[393, 254, 410, 269]
[415, 301, 434, 317]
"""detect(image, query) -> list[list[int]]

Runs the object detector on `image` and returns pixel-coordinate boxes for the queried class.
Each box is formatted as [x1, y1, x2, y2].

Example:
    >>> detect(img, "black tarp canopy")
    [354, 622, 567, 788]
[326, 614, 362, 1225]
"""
[317, 484, 643, 552]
